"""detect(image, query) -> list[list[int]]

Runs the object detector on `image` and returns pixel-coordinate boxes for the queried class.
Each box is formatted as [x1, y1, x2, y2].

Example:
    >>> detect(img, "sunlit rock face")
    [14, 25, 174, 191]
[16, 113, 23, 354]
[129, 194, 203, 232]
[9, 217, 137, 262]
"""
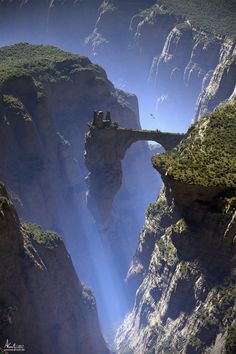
[132, 9, 176, 70]
[152, 23, 195, 120]
[87, 0, 156, 59]
[116, 102, 236, 354]
[141, 13, 227, 124]
[0, 1, 235, 128]
[0, 183, 110, 354]
[195, 48, 236, 119]
[86, 2, 235, 129]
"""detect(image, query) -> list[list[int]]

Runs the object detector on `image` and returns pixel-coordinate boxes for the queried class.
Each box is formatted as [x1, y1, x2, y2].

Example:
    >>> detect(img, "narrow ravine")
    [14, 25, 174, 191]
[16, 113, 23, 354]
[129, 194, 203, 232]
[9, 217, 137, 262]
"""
[0, 1, 235, 353]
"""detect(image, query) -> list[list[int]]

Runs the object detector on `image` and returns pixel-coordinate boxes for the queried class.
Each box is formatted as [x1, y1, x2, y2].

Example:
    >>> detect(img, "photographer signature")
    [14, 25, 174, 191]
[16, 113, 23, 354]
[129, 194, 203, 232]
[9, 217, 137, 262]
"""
[1, 339, 25, 352]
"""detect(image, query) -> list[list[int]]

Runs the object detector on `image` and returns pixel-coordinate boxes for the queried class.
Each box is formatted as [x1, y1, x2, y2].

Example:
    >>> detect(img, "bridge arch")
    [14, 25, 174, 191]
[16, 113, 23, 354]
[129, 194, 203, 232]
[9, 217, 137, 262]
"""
[84, 113, 184, 226]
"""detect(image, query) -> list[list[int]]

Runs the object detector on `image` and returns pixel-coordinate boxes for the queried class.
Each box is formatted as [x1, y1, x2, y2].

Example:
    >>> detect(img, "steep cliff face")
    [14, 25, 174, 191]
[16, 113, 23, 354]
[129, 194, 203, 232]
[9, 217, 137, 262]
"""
[0, 43, 155, 240]
[0, 183, 109, 354]
[116, 101, 236, 353]
[86, 1, 236, 130]
[153, 22, 195, 120]
[0, 1, 235, 129]
[0, 43, 105, 233]
[132, 8, 176, 71]
[134, 6, 233, 126]
[195, 49, 236, 119]
[0, 44, 160, 333]
[87, 0, 156, 58]
[137, 2, 236, 124]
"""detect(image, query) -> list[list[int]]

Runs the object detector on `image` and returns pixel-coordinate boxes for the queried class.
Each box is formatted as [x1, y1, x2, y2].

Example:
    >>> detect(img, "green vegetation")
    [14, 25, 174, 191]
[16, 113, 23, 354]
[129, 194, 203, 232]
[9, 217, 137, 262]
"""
[146, 200, 161, 217]
[2, 94, 31, 121]
[3, 94, 24, 110]
[155, 335, 179, 354]
[0, 43, 101, 87]
[157, 235, 177, 267]
[179, 261, 199, 280]
[172, 218, 188, 233]
[188, 336, 203, 350]
[195, 276, 236, 346]
[158, 0, 236, 39]
[213, 279, 236, 326]
[152, 102, 236, 188]
[196, 306, 218, 328]
[226, 325, 236, 354]
[22, 223, 61, 249]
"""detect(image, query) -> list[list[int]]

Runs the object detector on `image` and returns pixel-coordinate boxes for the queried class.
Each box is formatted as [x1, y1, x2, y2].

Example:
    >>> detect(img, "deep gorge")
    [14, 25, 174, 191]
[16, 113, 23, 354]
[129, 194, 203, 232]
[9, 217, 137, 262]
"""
[0, 1, 235, 353]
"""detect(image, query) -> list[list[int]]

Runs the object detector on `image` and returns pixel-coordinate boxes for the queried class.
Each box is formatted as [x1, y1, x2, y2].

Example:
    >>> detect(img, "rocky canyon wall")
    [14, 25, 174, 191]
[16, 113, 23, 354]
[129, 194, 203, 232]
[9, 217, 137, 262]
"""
[0, 1, 235, 130]
[0, 44, 159, 334]
[116, 100, 236, 353]
[87, 1, 236, 128]
[0, 183, 110, 354]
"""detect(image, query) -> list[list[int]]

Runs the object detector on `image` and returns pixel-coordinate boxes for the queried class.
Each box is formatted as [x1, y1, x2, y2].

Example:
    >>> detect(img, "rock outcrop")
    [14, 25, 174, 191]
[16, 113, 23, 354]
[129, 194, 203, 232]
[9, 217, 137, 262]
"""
[86, 1, 236, 129]
[84, 112, 184, 226]
[195, 50, 236, 119]
[0, 43, 157, 261]
[87, 0, 156, 59]
[116, 101, 236, 353]
[0, 1, 235, 127]
[0, 183, 110, 354]
[0, 43, 160, 333]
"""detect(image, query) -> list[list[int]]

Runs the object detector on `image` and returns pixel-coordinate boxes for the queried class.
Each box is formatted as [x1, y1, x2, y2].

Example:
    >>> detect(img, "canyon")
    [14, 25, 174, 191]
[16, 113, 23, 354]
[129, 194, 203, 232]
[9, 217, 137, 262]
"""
[0, 1, 235, 130]
[116, 101, 236, 353]
[0, 1, 235, 353]
[0, 42, 159, 339]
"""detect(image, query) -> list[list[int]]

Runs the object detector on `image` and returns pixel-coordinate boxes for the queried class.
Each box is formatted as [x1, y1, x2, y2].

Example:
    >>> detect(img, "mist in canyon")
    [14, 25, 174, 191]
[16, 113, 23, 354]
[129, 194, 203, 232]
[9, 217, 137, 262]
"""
[0, 0, 202, 133]
[0, 1, 235, 351]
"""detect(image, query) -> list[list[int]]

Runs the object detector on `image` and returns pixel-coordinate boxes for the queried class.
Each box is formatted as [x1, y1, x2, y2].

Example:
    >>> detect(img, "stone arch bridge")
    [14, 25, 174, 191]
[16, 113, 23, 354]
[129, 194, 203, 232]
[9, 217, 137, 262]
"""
[84, 112, 185, 226]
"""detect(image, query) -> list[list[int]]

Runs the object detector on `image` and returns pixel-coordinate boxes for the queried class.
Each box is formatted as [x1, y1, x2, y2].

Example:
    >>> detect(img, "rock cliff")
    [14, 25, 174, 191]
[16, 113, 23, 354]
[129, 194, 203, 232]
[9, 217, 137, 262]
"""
[195, 50, 236, 119]
[0, 43, 160, 334]
[0, 1, 235, 128]
[116, 101, 236, 353]
[0, 43, 157, 259]
[0, 1, 235, 131]
[0, 183, 109, 354]
[84, 115, 184, 226]
[0, 1, 235, 347]
[86, 1, 236, 129]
